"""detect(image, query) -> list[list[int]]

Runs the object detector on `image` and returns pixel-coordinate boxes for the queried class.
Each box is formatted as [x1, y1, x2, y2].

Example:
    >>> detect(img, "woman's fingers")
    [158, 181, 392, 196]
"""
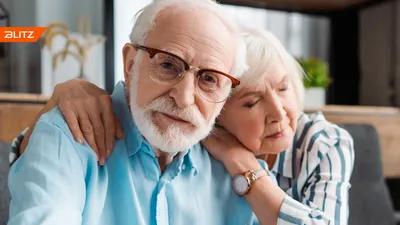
[75, 104, 100, 159]
[52, 79, 118, 165]
[59, 101, 84, 144]
[100, 95, 116, 158]
[85, 100, 107, 165]
[114, 115, 125, 139]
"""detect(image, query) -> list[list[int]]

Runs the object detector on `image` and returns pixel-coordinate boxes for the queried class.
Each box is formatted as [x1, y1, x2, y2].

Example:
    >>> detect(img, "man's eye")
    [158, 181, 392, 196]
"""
[160, 62, 175, 70]
[244, 100, 259, 108]
[202, 74, 217, 84]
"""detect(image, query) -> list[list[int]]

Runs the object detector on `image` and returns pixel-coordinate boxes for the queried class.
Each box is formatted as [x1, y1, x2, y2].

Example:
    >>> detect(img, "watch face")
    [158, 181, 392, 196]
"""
[233, 174, 249, 195]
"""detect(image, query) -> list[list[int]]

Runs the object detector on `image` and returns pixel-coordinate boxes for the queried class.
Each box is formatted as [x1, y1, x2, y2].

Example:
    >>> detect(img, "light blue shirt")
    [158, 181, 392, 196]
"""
[8, 81, 268, 225]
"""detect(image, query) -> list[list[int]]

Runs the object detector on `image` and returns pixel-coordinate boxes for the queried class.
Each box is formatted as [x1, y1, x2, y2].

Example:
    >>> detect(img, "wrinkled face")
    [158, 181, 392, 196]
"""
[122, 8, 237, 153]
[218, 60, 299, 155]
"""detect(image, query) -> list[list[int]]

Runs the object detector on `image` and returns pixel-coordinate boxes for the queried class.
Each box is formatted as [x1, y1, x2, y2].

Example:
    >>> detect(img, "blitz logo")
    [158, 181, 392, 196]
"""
[4, 31, 35, 39]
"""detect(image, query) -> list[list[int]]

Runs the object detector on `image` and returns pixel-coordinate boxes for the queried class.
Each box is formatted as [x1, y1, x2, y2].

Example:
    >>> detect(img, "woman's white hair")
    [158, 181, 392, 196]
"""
[236, 27, 306, 112]
[128, 0, 248, 79]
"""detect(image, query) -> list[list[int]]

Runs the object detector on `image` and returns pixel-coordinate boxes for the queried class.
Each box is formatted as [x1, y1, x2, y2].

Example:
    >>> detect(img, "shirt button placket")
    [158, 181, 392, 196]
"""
[156, 185, 169, 225]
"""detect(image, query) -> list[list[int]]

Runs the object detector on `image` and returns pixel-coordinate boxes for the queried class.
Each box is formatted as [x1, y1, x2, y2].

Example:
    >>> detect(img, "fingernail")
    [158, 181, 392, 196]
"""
[77, 138, 84, 144]
[99, 157, 105, 166]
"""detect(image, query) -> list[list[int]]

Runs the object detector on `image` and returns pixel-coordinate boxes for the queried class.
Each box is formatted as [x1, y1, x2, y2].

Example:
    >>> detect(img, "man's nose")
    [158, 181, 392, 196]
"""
[265, 94, 286, 124]
[169, 72, 196, 108]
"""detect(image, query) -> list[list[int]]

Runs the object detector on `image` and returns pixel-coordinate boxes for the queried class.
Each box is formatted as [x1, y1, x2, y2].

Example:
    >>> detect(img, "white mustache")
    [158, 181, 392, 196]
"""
[144, 97, 206, 127]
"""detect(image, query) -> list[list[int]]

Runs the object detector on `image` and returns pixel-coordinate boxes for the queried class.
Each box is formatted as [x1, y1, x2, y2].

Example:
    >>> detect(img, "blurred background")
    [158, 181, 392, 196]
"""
[0, 0, 399, 224]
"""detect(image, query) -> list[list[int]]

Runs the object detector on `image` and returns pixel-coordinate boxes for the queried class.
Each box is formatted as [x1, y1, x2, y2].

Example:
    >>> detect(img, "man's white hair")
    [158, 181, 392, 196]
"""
[129, 0, 248, 79]
[236, 27, 306, 112]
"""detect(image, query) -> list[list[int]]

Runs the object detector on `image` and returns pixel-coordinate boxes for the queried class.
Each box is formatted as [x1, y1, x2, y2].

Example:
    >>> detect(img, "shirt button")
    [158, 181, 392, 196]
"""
[310, 210, 322, 218]
[182, 164, 186, 170]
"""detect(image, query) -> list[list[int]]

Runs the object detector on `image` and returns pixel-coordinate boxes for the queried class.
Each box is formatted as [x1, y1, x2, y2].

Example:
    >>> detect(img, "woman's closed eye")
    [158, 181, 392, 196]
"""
[244, 99, 260, 108]
[278, 86, 289, 92]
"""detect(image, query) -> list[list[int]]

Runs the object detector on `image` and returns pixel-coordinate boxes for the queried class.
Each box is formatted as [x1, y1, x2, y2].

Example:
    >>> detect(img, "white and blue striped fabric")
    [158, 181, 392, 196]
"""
[272, 112, 355, 225]
[9, 127, 28, 166]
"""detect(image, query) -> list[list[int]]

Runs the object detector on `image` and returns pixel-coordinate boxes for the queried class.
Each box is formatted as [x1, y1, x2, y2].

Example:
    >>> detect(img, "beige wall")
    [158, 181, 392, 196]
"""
[360, 0, 400, 106]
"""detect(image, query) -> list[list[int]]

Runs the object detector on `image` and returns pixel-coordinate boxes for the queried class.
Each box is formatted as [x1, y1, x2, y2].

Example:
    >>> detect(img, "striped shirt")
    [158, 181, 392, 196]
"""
[271, 112, 355, 225]
[9, 112, 354, 225]
[9, 128, 28, 166]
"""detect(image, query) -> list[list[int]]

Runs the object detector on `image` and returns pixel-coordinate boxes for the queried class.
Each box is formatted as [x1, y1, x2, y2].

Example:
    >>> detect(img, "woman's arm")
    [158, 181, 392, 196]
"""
[222, 152, 286, 225]
[15, 79, 123, 165]
[202, 128, 285, 225]
[202, 126, 354, 225]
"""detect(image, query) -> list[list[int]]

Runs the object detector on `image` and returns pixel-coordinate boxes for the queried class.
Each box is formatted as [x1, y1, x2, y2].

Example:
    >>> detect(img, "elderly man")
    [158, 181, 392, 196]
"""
[7, 0, 262, 224]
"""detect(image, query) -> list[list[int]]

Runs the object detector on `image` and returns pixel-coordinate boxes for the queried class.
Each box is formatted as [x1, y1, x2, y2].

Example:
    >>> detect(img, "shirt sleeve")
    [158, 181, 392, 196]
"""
[277, 127, 355, 225]
[8, 119, 87, 225]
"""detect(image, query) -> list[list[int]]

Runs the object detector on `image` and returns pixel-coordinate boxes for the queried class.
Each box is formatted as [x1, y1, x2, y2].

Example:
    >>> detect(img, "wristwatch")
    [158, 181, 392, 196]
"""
[232, 168, 269, 196]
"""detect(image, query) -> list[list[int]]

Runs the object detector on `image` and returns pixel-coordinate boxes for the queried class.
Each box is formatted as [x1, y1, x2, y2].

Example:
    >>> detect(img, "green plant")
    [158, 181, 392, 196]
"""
[298, 58, 331, 88]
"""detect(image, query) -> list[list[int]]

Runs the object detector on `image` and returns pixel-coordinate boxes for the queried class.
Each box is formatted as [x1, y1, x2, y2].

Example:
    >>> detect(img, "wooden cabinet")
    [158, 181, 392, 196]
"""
[219, 0, 386, 13]
[0, 93, 47, 142]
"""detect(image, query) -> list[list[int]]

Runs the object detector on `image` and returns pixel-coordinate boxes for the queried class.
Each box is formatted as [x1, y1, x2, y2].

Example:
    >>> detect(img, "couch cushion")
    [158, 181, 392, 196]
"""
[0, 142, 10, 225]
[340, 124, 396, 225]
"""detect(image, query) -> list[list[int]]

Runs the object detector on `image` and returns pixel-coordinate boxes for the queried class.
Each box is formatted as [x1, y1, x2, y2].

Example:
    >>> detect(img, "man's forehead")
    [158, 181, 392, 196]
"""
[146, 8, 232, 45]
[144, 9, 236, 73]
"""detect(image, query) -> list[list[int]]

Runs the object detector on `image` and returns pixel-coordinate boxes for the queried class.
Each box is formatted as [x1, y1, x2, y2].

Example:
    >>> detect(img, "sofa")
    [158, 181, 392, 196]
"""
[0, 124, 397, 225]
[0, 142, 10, 224]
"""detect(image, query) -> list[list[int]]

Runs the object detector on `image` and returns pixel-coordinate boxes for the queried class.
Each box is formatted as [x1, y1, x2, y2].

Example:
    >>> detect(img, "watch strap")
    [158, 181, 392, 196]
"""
[253, 168, 269, 180]
[245, 168, 269, 184]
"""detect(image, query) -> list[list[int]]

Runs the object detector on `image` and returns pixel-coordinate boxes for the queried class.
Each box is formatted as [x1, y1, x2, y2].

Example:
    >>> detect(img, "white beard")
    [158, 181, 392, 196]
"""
[129, 55, 218, 154]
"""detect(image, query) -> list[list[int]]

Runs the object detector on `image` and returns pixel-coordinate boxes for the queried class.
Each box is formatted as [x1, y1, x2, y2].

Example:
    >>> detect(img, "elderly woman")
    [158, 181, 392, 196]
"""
[11, 28, 354, 225]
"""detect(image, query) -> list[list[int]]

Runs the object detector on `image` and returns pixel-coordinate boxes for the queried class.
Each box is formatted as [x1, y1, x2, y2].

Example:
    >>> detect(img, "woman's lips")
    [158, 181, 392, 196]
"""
[266, 129, 286, 139]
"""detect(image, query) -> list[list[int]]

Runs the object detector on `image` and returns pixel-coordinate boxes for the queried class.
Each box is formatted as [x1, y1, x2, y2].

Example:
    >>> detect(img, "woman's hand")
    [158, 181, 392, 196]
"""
[20, 79, 124, 165]
[201, 127, 245, 162]
[203, 126, 284, 225]
[201, 126, 259, 174]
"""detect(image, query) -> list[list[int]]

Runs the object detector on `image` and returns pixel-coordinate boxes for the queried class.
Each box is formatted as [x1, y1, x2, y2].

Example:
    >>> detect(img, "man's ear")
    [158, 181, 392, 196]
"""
[122, 43, 137, 82]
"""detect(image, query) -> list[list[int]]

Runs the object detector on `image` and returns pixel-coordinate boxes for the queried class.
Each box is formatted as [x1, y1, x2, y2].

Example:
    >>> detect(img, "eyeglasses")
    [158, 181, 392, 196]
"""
[132, 44, 240, 103]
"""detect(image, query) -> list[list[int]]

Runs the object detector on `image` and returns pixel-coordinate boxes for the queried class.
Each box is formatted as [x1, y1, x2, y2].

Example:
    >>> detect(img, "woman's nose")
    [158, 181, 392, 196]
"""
[265, 94, 286, 124]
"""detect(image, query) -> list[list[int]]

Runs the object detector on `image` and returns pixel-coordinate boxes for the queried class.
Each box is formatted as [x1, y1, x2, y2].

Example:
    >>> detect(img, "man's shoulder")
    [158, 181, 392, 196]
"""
[29, 107, 97, 163]
[190, 143, 231, 177]
[37, 107, 71, 133]
[189, 143, 213, 165]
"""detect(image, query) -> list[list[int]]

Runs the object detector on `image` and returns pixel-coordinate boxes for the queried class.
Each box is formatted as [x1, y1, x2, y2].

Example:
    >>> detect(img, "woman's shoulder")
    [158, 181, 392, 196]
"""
[282, 112, 355, 195]
[295, 112, 354, 154]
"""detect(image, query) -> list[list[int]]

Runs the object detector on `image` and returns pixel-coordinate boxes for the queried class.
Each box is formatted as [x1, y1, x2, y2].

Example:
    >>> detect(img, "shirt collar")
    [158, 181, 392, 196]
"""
[271, 129, 298, 179]
[272, 113, 315, 179]
[111, 81, 144, 156]
[184, 148, 198, 174]
[173, 147, 197, 175]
